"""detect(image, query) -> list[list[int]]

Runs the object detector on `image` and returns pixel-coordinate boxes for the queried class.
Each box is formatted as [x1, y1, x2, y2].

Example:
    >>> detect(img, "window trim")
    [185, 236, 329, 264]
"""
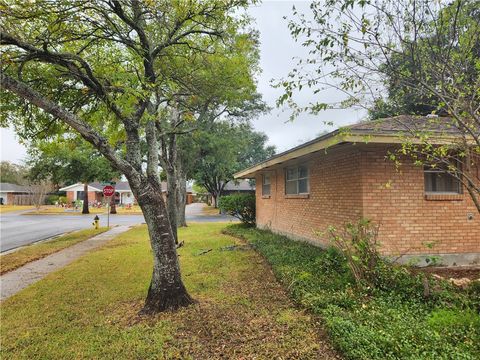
[285, 164, 310, 195]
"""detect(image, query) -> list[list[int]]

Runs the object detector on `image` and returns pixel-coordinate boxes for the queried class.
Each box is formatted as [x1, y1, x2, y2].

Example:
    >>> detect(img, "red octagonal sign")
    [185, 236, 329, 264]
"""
[103, 185, 115, 197]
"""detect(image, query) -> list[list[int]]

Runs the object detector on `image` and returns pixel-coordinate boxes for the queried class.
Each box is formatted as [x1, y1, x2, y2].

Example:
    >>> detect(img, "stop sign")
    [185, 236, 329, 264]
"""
[103, 185, 115, 197]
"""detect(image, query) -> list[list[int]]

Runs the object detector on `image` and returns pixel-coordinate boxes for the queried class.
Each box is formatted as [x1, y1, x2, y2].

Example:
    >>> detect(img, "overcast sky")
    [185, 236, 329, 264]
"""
[0, 1, 366, 164]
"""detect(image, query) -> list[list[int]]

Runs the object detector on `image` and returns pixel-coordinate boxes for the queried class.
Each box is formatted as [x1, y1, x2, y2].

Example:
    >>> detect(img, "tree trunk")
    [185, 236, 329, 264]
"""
[211, 193, 218, 208]
[166, 169, 178, 243]
[176, 159, 187, 227]
[110, 194, 117, 214]
[176, 178, 187, 227]
[82, 183, 89, 214]
[134, 178, 194, 313]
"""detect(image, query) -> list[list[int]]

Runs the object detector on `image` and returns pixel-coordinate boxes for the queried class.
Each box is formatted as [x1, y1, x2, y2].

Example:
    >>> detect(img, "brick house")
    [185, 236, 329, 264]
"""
[0, 183, 30, 205]
[234, 116, 480, 266]
[60, 181, 138, 205]
[60, 181, 194, 206]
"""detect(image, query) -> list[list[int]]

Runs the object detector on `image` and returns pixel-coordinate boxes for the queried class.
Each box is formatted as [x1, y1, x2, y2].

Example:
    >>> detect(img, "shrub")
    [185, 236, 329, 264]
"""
[328, 219, 381, 287]
[218, 194, 255, 225]
[45, 195, 59, 205]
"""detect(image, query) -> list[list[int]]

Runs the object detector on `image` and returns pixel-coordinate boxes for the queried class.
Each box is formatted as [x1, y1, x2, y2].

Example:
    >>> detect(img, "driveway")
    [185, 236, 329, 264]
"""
[0, 203, 234, 252]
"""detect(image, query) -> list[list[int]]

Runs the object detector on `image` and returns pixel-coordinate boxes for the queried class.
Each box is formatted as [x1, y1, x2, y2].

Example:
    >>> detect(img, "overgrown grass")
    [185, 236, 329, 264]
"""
[0, 223, 337, 359]
[223, 224, 480, 360]
[0, 227, 109, 274]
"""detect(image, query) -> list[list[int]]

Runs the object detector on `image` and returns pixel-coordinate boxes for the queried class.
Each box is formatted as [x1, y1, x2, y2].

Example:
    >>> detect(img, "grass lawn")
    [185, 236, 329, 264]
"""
[23, 206, 106, 215]
[201, 204, 221, 216]
[0, 205, 34, 214]
[113, 205, 142, 215]
[0, 223, 338, 359]
[23, 205, 143, 215]
[223, 225, 480, 360]
[0, 227, 109, 275]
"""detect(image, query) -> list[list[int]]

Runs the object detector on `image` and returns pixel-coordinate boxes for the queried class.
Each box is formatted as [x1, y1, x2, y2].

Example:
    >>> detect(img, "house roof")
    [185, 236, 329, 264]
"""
[223, 179, 255, 191]
[348, 115, 460, 135]
[0, 182, 29, 193]
[234, 115, 465, 179]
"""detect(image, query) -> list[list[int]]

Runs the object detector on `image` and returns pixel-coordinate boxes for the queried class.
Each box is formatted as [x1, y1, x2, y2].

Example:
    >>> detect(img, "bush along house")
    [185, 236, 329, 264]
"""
[234, 116, 480, 266]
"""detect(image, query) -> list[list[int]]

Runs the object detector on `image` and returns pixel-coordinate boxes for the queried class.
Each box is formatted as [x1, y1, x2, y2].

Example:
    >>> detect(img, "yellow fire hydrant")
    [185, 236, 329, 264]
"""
[93, 215, 100, 229]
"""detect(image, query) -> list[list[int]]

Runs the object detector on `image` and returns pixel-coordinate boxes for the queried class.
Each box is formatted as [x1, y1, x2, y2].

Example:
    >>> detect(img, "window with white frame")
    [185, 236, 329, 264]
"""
[424, 165, 462, 194]
[262, 174, 271, 196]
[285, 165, 309, 195]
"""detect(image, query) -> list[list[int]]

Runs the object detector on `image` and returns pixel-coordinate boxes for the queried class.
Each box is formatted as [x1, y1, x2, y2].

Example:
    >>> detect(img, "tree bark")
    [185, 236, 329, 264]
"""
[133, 177, 194, 313]
[166, 168, 178, 243]
[110, 193, 117, 214]
[176, 172, 187, 227]
[176, 155, 187, 227]
[82, 183, 89, 214]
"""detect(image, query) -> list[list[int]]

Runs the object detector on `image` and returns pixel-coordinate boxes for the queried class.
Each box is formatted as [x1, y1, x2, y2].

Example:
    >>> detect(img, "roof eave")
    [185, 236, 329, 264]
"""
[234, 132, 462, 179]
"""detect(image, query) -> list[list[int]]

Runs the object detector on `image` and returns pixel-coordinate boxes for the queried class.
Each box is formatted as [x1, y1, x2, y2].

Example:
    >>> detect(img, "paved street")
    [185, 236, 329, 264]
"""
[0, 203, 234, 252]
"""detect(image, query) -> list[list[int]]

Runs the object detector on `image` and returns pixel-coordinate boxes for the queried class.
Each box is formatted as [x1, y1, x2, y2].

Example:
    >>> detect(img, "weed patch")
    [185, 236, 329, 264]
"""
[223, 224, 480, 360]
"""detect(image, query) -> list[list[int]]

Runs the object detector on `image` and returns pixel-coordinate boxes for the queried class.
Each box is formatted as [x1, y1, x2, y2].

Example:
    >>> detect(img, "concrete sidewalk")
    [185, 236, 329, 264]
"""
[1, 225, 131, 301]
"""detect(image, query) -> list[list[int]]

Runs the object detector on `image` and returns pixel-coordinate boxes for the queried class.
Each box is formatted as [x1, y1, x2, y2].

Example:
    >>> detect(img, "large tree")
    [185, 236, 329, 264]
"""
[0, 0, 251, 313]
[278, 0, 480, 213]
[192, 121, 275, 207]
[153, 34, 264, 238]
[0, 160, 28, 184]
[27, 139, 120, 213]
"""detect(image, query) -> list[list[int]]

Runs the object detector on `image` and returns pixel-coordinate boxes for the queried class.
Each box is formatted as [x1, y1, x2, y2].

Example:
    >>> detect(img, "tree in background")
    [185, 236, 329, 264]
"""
[26, 180, 52, 211]
[27, 139, 120, 214]
[1, 0, 252, 312]
[191, 121, 275, 207]
[278, 0, 480, 212]
[154, 33, 265, 236]
[0, 161, 28, 184]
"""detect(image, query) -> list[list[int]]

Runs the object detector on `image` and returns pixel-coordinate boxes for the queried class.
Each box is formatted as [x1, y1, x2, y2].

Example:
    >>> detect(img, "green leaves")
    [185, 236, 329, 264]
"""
[218, 193, 256, 225]
[26, 138, 120, 186]
[189, 121, 275, 195]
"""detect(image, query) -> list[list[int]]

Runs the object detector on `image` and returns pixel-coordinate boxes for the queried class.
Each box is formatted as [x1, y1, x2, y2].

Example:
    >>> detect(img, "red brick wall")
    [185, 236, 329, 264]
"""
[255, 144, 480, 256]
[66, 190, 101, 203]
[256, 145, 363, 247]
[361, 145, 480, 255]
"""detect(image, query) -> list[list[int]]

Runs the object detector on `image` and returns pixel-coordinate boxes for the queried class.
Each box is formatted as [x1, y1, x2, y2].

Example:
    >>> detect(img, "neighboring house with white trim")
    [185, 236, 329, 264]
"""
[0, 183, 30, 205]
[60, 181, 194, 205]
[59, 181, 144, 205]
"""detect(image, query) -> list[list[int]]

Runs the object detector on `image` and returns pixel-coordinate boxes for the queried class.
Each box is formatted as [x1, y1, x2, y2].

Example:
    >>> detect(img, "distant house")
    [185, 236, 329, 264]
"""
[0, 183, 29, 205]
[235, 116, 480, 266]
[59, 181, 194, 205]
[222, 179, 255, 195]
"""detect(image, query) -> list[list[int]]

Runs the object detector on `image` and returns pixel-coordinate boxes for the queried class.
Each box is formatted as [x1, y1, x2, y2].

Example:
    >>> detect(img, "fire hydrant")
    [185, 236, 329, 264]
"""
[92, 215, 100, 229]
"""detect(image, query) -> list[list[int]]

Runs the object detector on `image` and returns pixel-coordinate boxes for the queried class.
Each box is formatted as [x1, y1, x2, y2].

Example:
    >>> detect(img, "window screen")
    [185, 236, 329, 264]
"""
[424, 166, 461, 194]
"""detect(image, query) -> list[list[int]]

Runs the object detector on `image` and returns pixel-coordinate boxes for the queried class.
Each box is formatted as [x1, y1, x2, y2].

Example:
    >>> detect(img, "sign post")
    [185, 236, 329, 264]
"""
[103, 185, 115, 228]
